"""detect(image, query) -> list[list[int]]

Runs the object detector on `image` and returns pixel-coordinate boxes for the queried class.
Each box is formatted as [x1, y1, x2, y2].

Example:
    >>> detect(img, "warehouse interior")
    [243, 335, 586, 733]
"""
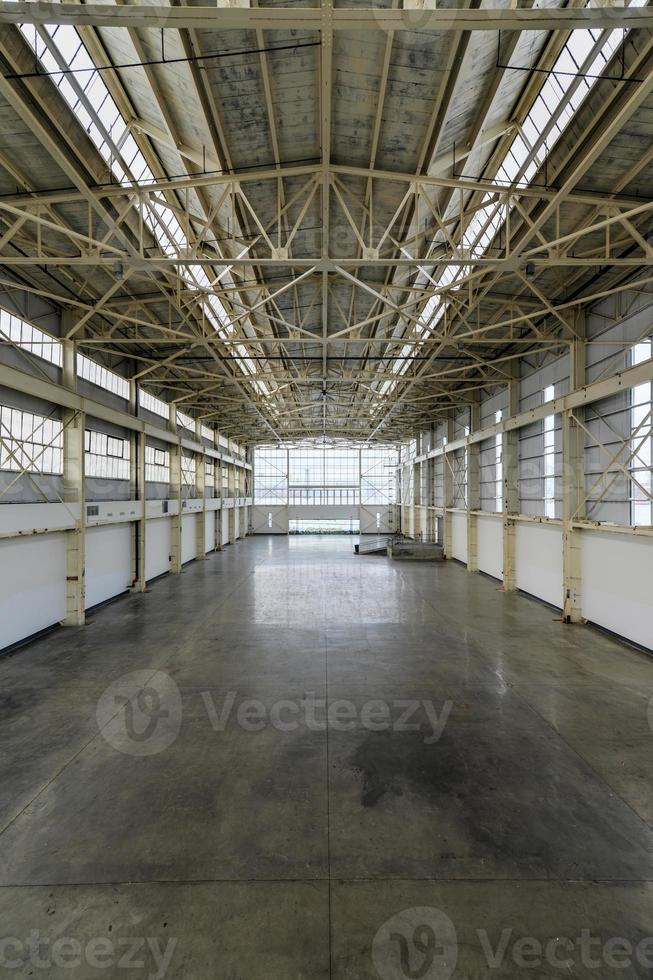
[0, 1, 652, 976]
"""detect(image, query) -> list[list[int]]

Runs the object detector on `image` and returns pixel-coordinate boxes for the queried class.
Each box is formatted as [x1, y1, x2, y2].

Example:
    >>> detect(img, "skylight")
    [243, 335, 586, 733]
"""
[380, 1, 646, 400]
[17, 22, 272, 400]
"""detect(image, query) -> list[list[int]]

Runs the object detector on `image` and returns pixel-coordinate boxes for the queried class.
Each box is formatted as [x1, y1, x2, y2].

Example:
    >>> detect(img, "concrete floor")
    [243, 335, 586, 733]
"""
[1, 535, 652, 978]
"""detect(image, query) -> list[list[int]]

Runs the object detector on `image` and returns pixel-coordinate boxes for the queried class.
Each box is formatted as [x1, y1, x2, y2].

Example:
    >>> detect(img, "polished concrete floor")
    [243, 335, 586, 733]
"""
[1, 535, 652, 978]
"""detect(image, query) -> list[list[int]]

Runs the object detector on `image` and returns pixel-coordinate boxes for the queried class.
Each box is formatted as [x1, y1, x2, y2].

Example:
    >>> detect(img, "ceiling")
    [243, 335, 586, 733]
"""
[0, 0, 653, 443]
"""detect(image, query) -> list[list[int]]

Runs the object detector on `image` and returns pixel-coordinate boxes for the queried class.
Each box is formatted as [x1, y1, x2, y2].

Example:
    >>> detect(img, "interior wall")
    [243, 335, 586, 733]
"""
[0, 533, 67, 648]
[450, 511, 468, 563]
[85, 523, 132, 609]
[181, 512, 198, 564]
[476, 513, 503, 580]
[515, 522, 563, 608]
[205, 510, 215, 552]
[146, 517, 171, 581]
[581, 531, 652, 649]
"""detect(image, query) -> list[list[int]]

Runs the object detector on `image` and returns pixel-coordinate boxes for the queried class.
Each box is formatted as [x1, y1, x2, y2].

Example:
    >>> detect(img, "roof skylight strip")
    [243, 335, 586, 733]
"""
[17, 20, 272, 400]
[380, 1, 647, 398]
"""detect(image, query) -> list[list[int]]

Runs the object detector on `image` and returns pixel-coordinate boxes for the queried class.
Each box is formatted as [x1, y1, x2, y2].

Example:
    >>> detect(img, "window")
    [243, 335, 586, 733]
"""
[181, 454, 196, 489]
[543, 385, 556, 518]
[77, 353, 129, 400]
[630, 340, 652, 525]
[254, 446, 288, 504]
[205, 459, 215, 487]
[0, 308, 62, 367]
[361, 447, 397, 504]
[0, 404, 63, 474]
[176, 410, 195, 434]
[254, 443, 397, 506]
[145, 444, 170, 483]
[201, 424, 214, 443]
[84, 429, 130, 480]
[139, 389, 169, 420]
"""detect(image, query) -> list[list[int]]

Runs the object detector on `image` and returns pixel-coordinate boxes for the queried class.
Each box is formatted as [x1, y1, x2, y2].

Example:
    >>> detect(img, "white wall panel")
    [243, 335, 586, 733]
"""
[477, 513, 503, 580]
[234, 506, 240, 540]
[181, 512, 197, 564]
[581, 531, 653, 650]
[0, 532, 66, 648]
[205, 510, 215, 553]
[146, 517, 170, 580]
[221, 510, 231, 545]
[451, 511, 468, 563]
[516, 522, 562, 608]
[85, 523, 131, 610]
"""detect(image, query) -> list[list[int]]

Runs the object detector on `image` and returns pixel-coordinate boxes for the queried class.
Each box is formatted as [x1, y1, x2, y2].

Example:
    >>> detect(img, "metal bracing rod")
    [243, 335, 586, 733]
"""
[0, 407, 82, 508]
[570, 409, 653, 519]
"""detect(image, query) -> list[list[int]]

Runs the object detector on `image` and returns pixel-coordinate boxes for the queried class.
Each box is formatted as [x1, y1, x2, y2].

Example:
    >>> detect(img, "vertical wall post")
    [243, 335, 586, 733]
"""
[61, 327, 85, 625]
[467, 398, 481, 572]
[502, 365, 520, 591]
[562, 312, 586, 623]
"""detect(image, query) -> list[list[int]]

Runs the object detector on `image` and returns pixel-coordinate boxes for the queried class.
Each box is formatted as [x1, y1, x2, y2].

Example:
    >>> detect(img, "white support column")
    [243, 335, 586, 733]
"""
[502, 367, 520, 591]
[442, 418, 455, 559]
[467, 399, 481, 572]
[562, 313, 586, 623]
[61, 326, 85, 625]
[169, 406, 182, 574]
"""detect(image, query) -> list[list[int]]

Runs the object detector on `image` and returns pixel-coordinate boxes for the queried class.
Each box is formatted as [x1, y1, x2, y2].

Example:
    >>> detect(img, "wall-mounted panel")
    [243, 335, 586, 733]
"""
[181, 512, 197, 564]
[145, 517, 170, 581]
[516, 522, 562, 608]
[0, 532, 66, 648]
[221, 511, 231, 545]
[581, 531, 653, 650]
[477, 513, 503, 580]
[451, 511, 468, 564]
[85, 523, 131, 610]
[205, 510, 215, 553]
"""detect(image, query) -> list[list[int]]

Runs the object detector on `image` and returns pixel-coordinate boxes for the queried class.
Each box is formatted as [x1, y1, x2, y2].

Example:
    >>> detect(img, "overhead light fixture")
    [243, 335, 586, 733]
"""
[114, 260, 124, 279]
[525, 261, 535, 280]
